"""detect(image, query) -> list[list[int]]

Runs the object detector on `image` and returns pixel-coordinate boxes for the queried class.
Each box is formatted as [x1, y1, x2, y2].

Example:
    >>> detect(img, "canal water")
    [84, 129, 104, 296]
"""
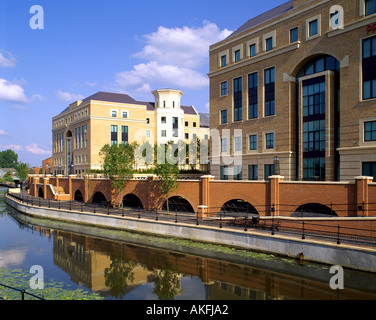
[1, 187, 376, 301]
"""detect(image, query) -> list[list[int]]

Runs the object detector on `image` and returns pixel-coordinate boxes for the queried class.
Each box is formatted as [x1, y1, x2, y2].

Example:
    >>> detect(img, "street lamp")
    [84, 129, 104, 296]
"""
[273, 156, 280, 175]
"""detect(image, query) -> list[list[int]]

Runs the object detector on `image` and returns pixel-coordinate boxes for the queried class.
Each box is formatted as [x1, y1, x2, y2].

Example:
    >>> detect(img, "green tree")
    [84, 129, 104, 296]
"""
[99, 143, 137, 207]
[16, 162, 29, 189]
[154, 143, 180, 213]
[0, 149, 19, 169]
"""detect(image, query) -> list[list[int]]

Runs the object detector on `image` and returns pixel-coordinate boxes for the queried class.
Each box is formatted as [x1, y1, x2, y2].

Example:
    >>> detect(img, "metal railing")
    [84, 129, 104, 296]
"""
[0, 283, 44, 300]
[6, 191, 376, 248]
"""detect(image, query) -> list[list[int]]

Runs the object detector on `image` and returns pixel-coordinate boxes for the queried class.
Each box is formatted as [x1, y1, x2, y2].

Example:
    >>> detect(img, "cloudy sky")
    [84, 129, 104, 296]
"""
[0, 0, 286, 166]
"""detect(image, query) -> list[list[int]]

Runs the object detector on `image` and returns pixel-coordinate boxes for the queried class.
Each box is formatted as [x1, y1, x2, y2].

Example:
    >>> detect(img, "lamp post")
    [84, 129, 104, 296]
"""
[273, 156, 280, 175]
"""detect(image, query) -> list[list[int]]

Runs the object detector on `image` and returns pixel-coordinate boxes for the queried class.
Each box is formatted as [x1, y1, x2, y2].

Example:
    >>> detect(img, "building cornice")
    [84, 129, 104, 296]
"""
[209, 0, 330, 52]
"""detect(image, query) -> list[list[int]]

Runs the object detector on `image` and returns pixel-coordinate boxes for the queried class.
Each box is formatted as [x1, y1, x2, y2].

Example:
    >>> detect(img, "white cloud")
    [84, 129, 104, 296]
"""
[57, 90, 85, 102]
[25, 143, 51, 156]
[135, 21, 232, 69]
[116, 61, 208, 94]
[0, 144, 23, 152]
[115, 21, 231, 97]
[0, 79, 28, 103]
[0, 129, 7, 135]
[0, 143, 50, 156]
[0, 51, 16, 68]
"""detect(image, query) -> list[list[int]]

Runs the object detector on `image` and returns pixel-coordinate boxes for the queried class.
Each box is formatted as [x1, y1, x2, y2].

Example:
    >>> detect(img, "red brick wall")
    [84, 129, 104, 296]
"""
[29, 175, 375, 218]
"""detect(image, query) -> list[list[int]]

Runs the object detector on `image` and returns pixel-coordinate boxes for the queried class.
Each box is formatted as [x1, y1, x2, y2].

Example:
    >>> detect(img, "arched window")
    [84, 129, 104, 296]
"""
[296, 55, 340, 181]
[366, 0, 376, 16]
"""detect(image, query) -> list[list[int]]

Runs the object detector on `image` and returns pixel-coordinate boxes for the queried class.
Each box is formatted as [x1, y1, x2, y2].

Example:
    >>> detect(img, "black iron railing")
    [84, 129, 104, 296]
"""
[6, 191, 376, 248]
[0, 283, 44, 300]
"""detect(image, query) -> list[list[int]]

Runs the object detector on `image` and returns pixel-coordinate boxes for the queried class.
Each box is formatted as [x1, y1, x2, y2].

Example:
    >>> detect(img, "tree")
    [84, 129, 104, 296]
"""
[16, 162, 29, 189]
[0, 149, 19, 169]
[99, 143, 137, 207]
[154, 143, 180, 213]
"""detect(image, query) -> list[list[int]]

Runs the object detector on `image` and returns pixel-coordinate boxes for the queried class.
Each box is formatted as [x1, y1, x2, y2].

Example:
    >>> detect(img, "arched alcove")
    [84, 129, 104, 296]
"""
[123, 194, 144, 209]
[162, 196, 195, 213]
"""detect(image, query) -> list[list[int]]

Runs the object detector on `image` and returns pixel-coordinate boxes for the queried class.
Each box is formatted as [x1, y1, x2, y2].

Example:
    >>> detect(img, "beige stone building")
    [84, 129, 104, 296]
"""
[208, 0, 376, 181]
[52, 89, 209, 175]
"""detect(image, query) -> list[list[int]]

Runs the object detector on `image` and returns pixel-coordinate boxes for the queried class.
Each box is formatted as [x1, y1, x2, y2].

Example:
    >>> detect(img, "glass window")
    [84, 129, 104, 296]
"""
[234, 77, 243, 121]
[221, 81, 227, 96]
[220, 166, 229, 180]
[365, 121, 376, 141]
[235, 50, 241, 62]
[121, 126, 128, 145]
[249, 135, 257, 151]
[363, 162, 376, 180]
[250, 44, 256, 57]
[266, 133, 274, 149]
[221, 55, 227, 67]
[248, 165, 258, 180]
[362, 36, 376, 100]
[112, 110, 117, 118]
[161, 130, 166, 137]
[221, 110, 227, 124]
[265, 37, 273, 51]
[234, 136, 242, 152]
[111, 125, 118, 146]
[290, 27, 298, 43]
[234, 165, 242, 180]
[248, 72, 258, 119]
[309, 19, 318, 37]
[264, 164, 275, 181]
[221, 138, 228, 153]
[122, 111, 128, 118]
[366, 0, 376, 16]
[161, 117, 166, 124]
[264, 67, 275, 116]
[172, 117, 178, 137]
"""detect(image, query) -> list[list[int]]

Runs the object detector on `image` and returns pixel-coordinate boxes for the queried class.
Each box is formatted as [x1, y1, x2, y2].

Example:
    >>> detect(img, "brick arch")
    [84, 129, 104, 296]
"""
[162, 196, 195, 213]
[220, 199, 259, 216]
[92, 191, 108, 204]
[123, 193, 144, 209]
[293, 203, 338, 217]
[74, 189, 84, 202]
[209, 182, 268, 215]
[290, 53, 341, 78]
[38, 187, 44, 198]
[167, 190, 198, 212]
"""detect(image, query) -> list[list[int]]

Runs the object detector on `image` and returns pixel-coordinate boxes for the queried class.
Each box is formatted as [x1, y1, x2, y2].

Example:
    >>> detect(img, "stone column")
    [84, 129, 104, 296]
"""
[43, 177, 49, 199]
[269, 175, 284, 216]
[199, 175, 215, 218]
[355, 176, 373, 217]
[147, 175, 157, 211]
[84, 175, 89, 203]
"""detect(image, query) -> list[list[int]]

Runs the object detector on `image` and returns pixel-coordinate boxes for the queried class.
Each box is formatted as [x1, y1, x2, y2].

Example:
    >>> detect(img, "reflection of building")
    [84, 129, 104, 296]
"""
[209, 0, 376, 181]
[52, 89, 209, 175]
[19, 222, 376, 300]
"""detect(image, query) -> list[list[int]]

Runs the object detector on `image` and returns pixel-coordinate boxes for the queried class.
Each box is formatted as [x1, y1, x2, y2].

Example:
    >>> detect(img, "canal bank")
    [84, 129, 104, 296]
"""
[5, 192, 376, 273]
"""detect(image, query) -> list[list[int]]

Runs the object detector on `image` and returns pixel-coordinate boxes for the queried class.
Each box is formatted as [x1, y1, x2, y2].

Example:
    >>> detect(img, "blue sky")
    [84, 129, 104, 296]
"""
[0, 0, 286, 167]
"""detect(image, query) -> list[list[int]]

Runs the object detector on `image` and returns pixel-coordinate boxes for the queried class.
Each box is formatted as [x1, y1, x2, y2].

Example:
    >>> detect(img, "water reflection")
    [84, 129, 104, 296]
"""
[3, 188, 376, 300]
